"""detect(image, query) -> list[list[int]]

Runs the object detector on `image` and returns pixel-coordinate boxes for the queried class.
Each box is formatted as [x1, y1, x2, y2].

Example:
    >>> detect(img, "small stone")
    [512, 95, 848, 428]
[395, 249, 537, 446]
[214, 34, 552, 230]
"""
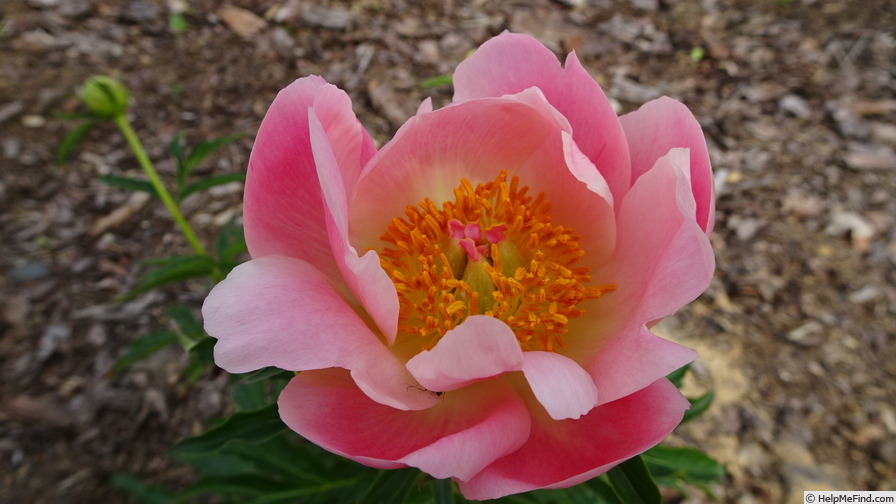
[301, 4, 353, 31]
[21, 115, 46, 128]
[779, 93, 813, 118]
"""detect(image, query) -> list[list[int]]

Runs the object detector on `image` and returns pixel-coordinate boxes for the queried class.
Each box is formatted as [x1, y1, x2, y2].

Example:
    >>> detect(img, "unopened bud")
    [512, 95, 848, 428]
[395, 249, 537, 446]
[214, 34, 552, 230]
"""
[81, 75, 129, 118]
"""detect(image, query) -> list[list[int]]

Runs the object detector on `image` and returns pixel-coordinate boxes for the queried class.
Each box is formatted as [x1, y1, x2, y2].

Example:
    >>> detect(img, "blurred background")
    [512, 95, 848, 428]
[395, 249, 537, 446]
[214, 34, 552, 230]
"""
[1, 0, 894, 502]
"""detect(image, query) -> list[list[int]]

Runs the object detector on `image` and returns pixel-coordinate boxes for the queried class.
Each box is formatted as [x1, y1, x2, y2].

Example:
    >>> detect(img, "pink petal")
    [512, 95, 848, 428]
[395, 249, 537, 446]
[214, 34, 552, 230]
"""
[243, 77, 375, 279]
[309, 110, 399, 342]
[620, 96, 715, 234]
[279, 368, 531, 481]
[350, 91, 615, 271]
[458, 378, 689, 500]
[406, 316, 523, 392]
[202, 255, 377, 374]
[203, 255, 437, 411]
[586, 325, 697, 406]
[453, 32, 631, 205]
[592, 148, 714, 330]
[521, 351, 599, 420]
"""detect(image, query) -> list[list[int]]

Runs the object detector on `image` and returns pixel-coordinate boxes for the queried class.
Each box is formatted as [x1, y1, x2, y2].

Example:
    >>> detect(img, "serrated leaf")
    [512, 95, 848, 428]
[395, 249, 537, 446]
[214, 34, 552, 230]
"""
[420, 74, 453, 88]
[112, 330, 178, 374]
[130, 255, 217, 296]
[606, 456, 661, 504]
[683, 390, 714, 423]
[184, 133, 244, 174]
[111, 474, 176, 504]
[98, 174, 159, 197]
[642, 445, 725, 486]
[179, 172, 246, 200]
[57, 119, 97, 166]
[170, 404, 285, 459]
[666, 364, 691, 389]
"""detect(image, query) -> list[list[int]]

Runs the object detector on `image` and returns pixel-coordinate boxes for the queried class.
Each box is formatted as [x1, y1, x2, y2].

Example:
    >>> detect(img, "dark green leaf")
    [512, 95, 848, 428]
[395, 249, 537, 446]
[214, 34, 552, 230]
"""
[130, 254, 217, 296]
[683, 390, 714, 423]
[112, 330, 178, 374]
[111, 474, 176, 504]
[168, 304, 204, 351]
[178, 172, 246, 200]
[642, 445, 725, 486]
[168, 133, 186, 187]
[666, 364, 691, 389]
[184, 133, 244, 174]
[183, 336, 216, 383]
[432, 478, 455, 504]
[606, 456, 661, 504]
[215, 215, 248, 268]
[420, 74, 453, 88]
[57, 119, 97, 166]
[170, 404, 285, 459]
[98, 175, 159, 197]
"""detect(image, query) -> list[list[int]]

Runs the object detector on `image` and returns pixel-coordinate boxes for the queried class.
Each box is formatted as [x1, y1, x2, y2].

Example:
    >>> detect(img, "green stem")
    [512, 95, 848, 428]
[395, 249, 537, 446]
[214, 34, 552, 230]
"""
[113, 114, 207, 258]
[432, 478, 455, 504]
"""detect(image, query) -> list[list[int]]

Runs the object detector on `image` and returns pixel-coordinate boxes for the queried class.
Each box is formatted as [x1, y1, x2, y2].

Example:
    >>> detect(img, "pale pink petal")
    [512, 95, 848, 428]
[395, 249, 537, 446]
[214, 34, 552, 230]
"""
[243, 77, 376, 279]
[620, 96, 715, 234]
[453, 32, 631, 204]
[586, 325, 697, 406]
[279, 368, 531, 481]
[309, 110, 399, 341]
[350, 92, 615, 272]
[520, 351, 599, 420]
[204, 255, 436, 411]
[406, 316, 523, 392]
[593, 148, 715, 329]
[458, 378, 688, 500]
[557, 149, 709, 403]
[202, 255, 376, 373]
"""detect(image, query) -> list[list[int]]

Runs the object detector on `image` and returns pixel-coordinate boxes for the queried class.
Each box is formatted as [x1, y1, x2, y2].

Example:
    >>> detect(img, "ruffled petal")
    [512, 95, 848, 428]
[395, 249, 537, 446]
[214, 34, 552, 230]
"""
[204, 255, 437, 411]
[453, 32, 631, 205]
[279, 368, 531, 482]
[620, 96, 715, 234]
[406, 315, 523, 392]
[561, 148, 710, 403]
[202, 255, 377, 374]
[586, 325, 697, 406]
[243, 77, 376, 279]
[309, 109, 399, 342]
[458, 378, 688, 500]
[520, 351, 599, 420]
[350, 90, 615, 271]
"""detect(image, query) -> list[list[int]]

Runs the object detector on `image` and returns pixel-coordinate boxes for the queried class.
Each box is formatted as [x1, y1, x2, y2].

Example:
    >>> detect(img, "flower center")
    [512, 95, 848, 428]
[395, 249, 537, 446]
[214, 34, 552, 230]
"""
[379, 171, 614, 352]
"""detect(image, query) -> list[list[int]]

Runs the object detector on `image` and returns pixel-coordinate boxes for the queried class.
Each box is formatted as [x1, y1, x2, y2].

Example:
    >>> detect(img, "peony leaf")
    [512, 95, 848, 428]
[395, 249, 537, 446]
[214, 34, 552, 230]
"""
[56, 119, 97, 166]
[641, 445, 725, 489]
[98, 174, 159, 197]
[682, 390, 715, 423]
[606, 455, 661, 504]
[179, 172, 246, 200]
[112, 330, 178, 374]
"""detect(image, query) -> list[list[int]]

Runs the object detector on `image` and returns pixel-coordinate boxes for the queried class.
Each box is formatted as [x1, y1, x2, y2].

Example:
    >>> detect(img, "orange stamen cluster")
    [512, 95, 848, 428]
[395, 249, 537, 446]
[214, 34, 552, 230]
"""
[379, 171, 614, 352]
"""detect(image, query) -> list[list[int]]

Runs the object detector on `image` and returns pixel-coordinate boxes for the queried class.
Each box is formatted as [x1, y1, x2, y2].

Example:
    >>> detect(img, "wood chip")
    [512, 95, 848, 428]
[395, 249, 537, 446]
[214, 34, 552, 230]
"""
[89, 191, 151, 237]
[217, 5, 267, 39]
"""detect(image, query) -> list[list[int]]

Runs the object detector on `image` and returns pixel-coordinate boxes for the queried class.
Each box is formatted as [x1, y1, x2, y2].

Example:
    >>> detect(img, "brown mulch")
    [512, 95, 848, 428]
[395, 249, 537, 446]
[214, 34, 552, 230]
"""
[1, 0, 894, 502]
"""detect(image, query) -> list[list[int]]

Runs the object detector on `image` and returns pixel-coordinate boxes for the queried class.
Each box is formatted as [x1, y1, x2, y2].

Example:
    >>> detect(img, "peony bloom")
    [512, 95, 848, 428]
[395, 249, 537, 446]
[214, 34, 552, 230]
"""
[203, 33, 715, 500]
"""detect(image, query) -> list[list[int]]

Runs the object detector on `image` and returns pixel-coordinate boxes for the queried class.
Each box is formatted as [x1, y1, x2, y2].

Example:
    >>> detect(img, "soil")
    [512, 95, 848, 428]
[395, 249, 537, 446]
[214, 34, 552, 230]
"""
[1, 0, 895, 502]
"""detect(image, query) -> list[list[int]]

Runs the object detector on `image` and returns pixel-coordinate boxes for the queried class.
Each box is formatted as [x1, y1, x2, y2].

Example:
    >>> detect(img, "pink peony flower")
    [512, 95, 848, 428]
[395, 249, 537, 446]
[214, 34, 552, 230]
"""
[202, 32, 715, 500]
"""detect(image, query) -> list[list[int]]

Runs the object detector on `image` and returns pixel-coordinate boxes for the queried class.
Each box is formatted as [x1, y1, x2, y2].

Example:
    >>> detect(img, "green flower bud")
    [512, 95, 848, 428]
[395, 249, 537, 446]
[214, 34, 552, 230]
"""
[81, 75, 129, 118]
